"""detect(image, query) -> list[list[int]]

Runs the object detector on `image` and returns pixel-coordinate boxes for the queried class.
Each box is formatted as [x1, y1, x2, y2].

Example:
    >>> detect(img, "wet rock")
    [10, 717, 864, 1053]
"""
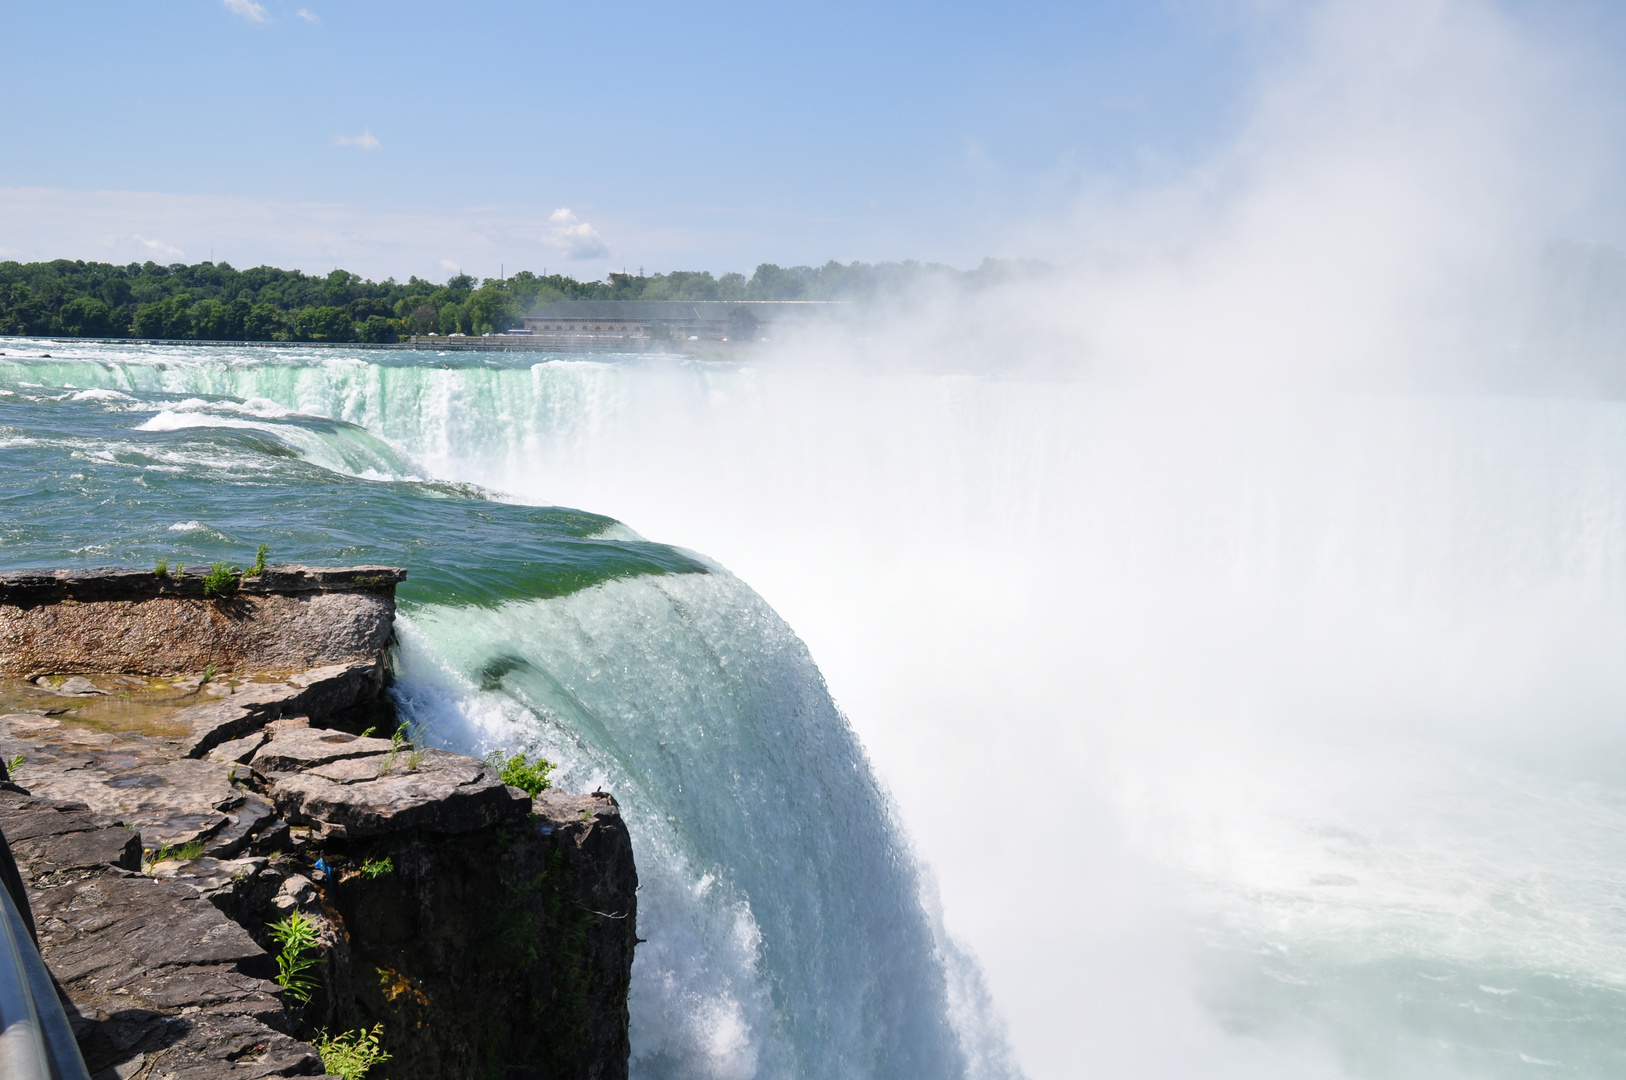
[176, 658, 385, 758]
[174, 684, 308, 760]
[41, 676, 109, 696]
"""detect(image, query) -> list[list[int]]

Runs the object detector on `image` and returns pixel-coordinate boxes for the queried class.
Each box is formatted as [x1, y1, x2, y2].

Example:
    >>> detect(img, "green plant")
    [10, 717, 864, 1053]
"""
[315, 1024, 390, 1080]
[174, 561, 185, 578]
[200, 662, 217, 686]
[154, 558, 169, 578]
[487, 750, 554, 797]
[3, 755, 21, 779]
[359, 726, 377, 738]
[250, 543, 268, 577]
[406, 747, 426, 772]
[202, 562, 241, 598]
[268, 910, 322, 1004]
[359, 856, 393, 879]
[378, 722, 412, 775]
[144, 838, 205, 867]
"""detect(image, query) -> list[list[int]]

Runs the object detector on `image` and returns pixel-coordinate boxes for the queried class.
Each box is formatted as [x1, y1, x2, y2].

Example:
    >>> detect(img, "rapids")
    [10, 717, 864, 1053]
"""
[6, 339, 1626, 1078]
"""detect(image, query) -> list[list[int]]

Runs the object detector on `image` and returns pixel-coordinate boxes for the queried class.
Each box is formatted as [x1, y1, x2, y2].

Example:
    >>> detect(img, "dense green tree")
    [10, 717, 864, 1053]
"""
[58, 296, 113, 337]
[296, 306, 353, 342]
[0, 255, 1035, 343]
[244, 302, 284, 341]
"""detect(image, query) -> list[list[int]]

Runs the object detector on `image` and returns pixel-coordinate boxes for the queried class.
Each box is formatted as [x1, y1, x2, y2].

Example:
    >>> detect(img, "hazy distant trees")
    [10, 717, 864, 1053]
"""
[0, 256, 1043, 342]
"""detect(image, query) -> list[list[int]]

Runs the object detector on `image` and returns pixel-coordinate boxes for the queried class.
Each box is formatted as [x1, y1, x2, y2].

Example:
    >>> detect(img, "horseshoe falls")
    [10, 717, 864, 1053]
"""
[7, 341, 1626, 1080]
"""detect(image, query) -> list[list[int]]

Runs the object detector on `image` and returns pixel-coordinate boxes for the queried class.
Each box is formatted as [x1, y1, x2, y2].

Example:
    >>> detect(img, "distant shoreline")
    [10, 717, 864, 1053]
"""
[12, 335, 736, 355]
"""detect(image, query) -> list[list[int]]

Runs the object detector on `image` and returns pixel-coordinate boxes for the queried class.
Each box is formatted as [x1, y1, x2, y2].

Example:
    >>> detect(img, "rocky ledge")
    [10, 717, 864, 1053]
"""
[0, 566, 638, 1080]
[0, 564, 404, 678]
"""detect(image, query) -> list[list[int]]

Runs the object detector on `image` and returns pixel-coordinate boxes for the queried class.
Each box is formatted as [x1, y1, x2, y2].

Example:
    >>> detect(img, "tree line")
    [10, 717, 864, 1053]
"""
[0, 257, 1034, 343]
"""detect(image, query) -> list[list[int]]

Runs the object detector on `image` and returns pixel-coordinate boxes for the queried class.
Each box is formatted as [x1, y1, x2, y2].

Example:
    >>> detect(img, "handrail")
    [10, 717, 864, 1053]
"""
[0, 864, 90, 1080]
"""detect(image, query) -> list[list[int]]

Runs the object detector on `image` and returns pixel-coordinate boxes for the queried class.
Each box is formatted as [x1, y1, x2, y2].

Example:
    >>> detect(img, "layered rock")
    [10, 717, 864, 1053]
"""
[0, 565, 638, 1080]
[0, 565, 403, 677]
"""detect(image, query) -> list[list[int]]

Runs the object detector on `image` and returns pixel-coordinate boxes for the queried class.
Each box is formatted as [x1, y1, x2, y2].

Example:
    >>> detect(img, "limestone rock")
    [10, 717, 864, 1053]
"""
[176, 657, 384, 758]
[0, 790, 324, 1079]
[0, 564, 403, 678]
[203, 731, 269, 765]
[249, 727, 394, 774]
[269, 748, 531, 837]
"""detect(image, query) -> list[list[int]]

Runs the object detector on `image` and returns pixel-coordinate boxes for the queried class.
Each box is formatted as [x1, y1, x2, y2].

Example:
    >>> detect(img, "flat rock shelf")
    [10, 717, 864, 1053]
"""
[0, 566, 638, 1080]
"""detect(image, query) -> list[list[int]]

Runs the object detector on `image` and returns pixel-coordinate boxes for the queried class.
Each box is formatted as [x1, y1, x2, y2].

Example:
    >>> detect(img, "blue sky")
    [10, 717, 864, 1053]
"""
[0, 1, 1264, 279]
[1, 1, 1621, 282]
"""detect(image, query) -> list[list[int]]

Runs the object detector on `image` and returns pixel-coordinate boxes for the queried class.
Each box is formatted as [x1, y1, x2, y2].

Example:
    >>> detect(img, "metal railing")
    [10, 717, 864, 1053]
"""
[0, 859, 89, 1080]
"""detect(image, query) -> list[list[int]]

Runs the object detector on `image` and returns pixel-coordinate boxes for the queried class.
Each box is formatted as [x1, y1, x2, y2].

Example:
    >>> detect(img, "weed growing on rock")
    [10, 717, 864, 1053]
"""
[486, 750, 554, 797]
[202, 561, 240, 598]
[268, 910, 322, 1003]
[359, 856, 393, 879]
[144, 838, 205, 867]
[200, 662, 217, 686]
[154, 558, 168, 578]
[250, 543, 268, 577]
[315, 1024, 390, 1080]
[378, 722, 412, 775]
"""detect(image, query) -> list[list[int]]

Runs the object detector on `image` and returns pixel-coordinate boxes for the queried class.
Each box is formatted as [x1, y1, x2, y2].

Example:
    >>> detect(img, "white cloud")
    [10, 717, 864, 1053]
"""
[0, 187, 639, 282]
[132, 234, 184, 260]
[546, 207, 609, 260]
[295, 8, 320, 23]
[332, 129, 381, 151]
[220, 0, 269, 24]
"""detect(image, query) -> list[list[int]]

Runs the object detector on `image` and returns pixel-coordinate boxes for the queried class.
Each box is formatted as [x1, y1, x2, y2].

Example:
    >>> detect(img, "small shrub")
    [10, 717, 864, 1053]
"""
[202, 562, 240, 598]
[488, 750, 554, 797]
[250, 543, 268, 577]
[359, 856, 393, 879]
[316, 1024, 390, 1080]
[154, 558, 169, 578]
[268, 910, 322, 1003]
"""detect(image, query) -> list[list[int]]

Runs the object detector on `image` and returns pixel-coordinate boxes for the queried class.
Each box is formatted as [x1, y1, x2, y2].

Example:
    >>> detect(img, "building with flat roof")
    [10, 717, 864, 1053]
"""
[516, 300, 845, 348]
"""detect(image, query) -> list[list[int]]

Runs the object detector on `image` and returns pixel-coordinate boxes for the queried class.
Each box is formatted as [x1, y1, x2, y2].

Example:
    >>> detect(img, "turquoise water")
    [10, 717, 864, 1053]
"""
[0, 340, 990, 1080]
[11, 339, 1626, 1080]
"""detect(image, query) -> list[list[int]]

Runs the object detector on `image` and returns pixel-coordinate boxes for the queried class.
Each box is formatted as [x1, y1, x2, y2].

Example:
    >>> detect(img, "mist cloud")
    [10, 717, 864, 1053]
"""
[848, 0, 1624, 393]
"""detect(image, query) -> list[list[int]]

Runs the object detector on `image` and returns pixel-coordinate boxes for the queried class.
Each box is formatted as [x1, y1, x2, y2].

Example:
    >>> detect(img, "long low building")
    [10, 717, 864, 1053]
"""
[514, 300, 846, 348]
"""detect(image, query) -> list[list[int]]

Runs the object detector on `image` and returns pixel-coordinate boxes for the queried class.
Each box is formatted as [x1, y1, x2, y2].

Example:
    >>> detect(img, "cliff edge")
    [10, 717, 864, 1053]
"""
[0, 566, 637, 1080]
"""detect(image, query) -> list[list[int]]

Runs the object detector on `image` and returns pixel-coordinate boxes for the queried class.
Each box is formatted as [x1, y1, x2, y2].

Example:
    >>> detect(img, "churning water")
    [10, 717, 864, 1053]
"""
[5, 339, 1626, 1079]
